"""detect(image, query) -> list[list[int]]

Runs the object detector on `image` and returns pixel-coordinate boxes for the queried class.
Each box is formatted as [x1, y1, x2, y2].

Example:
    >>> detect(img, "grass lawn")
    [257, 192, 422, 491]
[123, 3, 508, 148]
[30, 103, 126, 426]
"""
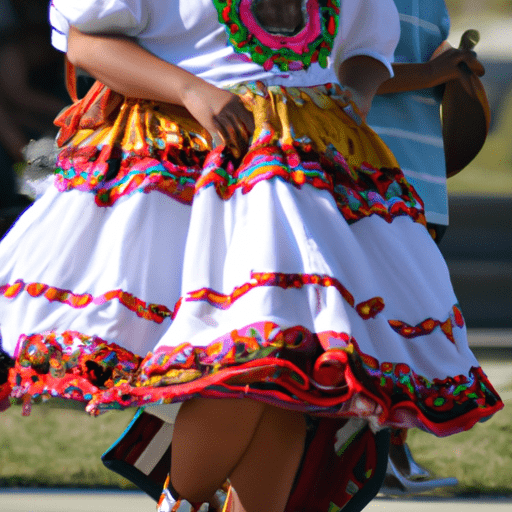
[407, 400, 512, 496]
[0, 402, 136, 489]
[0, 397, 510, 496]
[448, 166, 512, 197]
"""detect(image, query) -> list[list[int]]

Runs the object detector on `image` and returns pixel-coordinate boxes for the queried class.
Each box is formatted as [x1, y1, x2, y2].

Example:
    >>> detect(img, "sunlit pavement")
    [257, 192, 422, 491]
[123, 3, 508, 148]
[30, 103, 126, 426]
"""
[1, 491, 512, 512]
[0, 490, 153, 512]
[366, 496, 512, 512]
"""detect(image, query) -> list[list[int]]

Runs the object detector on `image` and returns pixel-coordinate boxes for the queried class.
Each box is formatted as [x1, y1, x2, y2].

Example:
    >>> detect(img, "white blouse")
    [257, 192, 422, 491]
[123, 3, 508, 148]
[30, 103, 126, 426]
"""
[49, 0, 399, 88]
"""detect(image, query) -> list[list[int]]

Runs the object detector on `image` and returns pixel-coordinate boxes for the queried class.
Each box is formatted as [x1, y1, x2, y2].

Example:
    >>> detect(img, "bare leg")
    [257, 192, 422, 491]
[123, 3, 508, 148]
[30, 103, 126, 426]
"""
[171, 398, 306, 512]
[229, 403, 306, 512]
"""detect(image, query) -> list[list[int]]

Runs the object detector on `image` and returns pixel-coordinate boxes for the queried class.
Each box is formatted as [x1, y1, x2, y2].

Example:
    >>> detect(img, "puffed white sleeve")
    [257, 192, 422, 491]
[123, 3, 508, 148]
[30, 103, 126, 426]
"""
[334, 0, 400, 77]
[49, 0, 150, 52]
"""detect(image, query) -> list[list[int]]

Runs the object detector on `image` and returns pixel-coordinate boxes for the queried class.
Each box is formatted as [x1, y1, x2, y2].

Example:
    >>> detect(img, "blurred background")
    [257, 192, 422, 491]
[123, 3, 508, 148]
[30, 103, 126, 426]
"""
[439, 0, 512, 332]
[0, 0, 511, 499]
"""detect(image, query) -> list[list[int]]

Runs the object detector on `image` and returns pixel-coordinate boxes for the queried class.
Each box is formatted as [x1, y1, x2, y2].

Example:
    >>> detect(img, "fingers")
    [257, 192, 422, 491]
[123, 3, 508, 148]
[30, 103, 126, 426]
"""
[458, 69, 476, 97]
[467, 55, 485, 77]
[213, 96, 254, 157]
[432, 48, 485, 83]
[456, 49, 485, 77]
[180, 83, 254, 156]
[450, 49, 484, 97]
[212, 115, 248, 158]
[454, 48, 484, 77]
[225, 112, 251, 157]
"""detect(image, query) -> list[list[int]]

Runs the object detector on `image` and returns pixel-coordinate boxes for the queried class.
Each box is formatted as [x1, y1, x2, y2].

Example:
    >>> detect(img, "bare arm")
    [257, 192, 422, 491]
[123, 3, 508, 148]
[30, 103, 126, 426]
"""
[67, 26, 206, 106]
[377, 48, 485, 95]
[66, 27, 254, 155]
[336, 56, 391, 120]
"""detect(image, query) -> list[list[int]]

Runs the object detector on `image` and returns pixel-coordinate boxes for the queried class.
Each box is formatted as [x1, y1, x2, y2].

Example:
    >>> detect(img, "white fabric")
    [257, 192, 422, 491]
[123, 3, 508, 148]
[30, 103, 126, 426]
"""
[0, 179, 478, 386]
[49, 0, 399, 87]
[156, 180, 476, 383]
[334, 0, 400, 74]
[0, 1, 488, 432]
[0, 187, 190, 357]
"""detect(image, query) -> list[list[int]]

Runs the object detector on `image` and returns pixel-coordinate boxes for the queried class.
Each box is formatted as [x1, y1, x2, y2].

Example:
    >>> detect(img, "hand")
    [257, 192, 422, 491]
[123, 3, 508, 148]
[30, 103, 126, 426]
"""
[429, 47, 485, 95]
[66, 27, 255, 154]
[180, 81, 255, 157]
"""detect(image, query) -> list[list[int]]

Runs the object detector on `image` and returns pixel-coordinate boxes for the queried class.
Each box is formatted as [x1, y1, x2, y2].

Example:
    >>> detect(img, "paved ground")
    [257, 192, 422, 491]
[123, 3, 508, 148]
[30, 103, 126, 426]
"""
[2, 490, 512, 512]
[366, 496, 512, 512]
[467, 329, 512, 349]
[0, 490, 153, 512]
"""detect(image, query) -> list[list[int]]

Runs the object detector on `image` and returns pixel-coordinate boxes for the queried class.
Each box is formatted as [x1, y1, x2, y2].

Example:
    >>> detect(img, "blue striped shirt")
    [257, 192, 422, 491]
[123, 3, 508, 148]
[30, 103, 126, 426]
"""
[367, 0, 450, 226]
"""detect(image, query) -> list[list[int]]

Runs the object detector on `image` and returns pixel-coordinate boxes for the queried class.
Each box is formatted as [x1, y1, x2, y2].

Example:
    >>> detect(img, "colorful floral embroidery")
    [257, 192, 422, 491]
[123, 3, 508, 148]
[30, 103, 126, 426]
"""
[10, 331, 142, 414]
[54, 84, 209, 207]
[186, 271, 405, 326]
[7, 324, 502, 436]
[55, 152, 202, 207]
[188, 271, 356, 308]
[53, 82, 425, 227]
[212, 0, 340, 71]
[389, 305, 465, 344]
[198, 144, 425, 225]
[185, 272, 462, 339]
[230, 81, 353, 108]
[0, 348, 14, 409]
[0, 280, 174, 324]
[356, 297, 386, 320]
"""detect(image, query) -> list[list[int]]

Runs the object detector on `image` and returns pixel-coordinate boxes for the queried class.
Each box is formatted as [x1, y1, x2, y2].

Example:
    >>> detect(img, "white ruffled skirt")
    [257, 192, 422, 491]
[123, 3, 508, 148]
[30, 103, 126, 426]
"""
[0, 81, 502, 435]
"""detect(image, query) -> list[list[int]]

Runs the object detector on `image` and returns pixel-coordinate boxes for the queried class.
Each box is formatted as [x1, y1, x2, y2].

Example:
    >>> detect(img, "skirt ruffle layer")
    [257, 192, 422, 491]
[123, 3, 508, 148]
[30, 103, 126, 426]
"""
[7, 320, 501, 437]
[0, 81, 503, 436]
